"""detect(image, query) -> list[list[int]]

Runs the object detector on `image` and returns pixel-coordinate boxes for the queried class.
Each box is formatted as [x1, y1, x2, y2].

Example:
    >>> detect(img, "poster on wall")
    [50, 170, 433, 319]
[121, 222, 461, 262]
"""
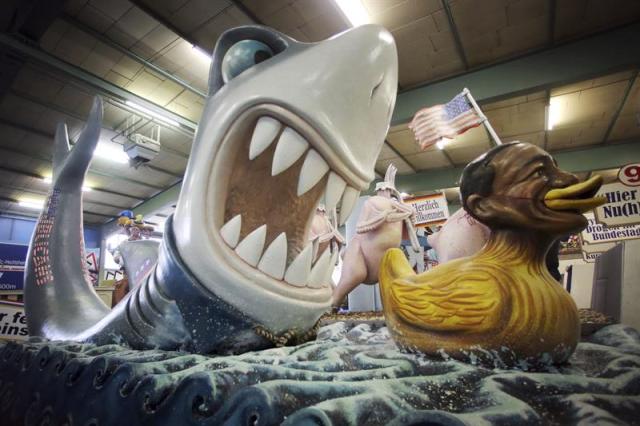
[558, 234, 581, 255]
[0, 243, 28, 293]
[85, 248, 100, 286]
[581, 212, 640, 245]
[0, 301, 28, 341]
[404, 193, 449, 227]
[594, 164, 640, 227]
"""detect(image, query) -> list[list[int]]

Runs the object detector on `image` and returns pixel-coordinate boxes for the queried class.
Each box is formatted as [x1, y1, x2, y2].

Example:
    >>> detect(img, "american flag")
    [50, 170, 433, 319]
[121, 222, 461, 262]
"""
[409, 91, 483, 150]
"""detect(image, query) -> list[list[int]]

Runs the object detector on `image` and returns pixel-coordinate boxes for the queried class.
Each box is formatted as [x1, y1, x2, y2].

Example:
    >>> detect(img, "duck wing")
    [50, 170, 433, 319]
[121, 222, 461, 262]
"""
[380, 248, 504, 334]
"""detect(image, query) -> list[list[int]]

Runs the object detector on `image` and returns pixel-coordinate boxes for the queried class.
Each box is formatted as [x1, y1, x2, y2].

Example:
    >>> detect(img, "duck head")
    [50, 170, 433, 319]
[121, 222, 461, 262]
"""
[461, 142, 606, 236]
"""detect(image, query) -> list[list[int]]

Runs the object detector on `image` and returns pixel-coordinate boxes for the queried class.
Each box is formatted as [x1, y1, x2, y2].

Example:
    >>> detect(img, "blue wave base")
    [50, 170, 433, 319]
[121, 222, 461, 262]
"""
[1, 323, 639, 425]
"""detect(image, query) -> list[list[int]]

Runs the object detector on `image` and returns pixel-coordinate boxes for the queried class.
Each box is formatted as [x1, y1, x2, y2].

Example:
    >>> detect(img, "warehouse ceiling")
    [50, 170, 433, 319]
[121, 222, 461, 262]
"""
[0, 0, 639, 225]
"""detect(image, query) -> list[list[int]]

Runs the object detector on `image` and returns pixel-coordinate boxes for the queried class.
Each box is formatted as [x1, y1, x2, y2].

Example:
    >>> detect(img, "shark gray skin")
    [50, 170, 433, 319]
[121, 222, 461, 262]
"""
[24, 25, 398, 354]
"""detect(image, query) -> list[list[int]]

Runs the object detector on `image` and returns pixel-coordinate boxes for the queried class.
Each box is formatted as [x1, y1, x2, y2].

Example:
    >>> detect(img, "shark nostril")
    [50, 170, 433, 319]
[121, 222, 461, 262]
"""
[370, 73, 385, 100]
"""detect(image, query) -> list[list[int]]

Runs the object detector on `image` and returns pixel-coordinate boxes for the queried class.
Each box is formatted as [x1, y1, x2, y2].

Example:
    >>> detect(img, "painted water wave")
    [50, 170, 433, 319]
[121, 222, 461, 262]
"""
[1, 322, 639, 425]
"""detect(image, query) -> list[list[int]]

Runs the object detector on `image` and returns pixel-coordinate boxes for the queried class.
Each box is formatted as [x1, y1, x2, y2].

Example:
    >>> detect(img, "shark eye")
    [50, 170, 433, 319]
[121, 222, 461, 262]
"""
[221, 40, 274, 83]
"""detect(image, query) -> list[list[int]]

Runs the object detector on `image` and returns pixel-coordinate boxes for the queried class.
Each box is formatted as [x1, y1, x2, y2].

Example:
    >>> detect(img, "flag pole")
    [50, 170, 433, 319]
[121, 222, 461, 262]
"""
[463, 88, 502, 146]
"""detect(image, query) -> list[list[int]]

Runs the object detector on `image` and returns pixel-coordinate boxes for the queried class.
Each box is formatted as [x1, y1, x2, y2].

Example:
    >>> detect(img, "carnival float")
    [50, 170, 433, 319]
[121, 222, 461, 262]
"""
[0, 24, 638, 426]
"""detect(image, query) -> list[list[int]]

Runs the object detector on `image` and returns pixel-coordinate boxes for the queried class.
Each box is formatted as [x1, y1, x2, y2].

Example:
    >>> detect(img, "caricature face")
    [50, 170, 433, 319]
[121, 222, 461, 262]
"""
[467, 143, 605, 235]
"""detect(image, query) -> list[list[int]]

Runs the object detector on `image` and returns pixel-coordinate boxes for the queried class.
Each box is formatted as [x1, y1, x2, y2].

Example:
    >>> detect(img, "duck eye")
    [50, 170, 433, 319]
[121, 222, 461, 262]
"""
[221, 40, 274, 83]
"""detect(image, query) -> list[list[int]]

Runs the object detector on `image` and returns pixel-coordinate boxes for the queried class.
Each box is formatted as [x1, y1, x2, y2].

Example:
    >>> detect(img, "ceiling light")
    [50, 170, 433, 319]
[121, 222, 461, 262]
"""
[41, 176, 92, 191]
[334, 0, 370, 26]
[93, 143, 129, 164]
[192, 45, 212, 62]
[400, 192, 410, 198]
[106, 233, 128, 251]
[546, 98, 560, 131]
[436, 138, 452, 150]
[18, 199, 44, 210]
[125, 101, 180, 127]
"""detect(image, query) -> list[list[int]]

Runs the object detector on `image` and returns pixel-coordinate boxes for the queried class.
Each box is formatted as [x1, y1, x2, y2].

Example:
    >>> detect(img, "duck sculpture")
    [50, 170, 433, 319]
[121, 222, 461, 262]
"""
[379, 142, 606, 367]
[332, 164, 420, 307]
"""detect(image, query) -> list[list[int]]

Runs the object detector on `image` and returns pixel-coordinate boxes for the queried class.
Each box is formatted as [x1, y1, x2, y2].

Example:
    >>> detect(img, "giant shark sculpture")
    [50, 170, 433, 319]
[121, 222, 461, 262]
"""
[24, 25, 398, 354]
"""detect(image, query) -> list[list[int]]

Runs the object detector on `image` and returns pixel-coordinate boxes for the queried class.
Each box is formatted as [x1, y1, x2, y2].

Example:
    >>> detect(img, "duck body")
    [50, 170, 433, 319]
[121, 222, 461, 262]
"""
[380, 232, 579, 367]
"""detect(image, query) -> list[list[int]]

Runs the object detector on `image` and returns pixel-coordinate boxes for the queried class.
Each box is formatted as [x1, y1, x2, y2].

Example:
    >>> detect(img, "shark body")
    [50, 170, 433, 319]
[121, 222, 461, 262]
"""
[24, 25, 398, 353]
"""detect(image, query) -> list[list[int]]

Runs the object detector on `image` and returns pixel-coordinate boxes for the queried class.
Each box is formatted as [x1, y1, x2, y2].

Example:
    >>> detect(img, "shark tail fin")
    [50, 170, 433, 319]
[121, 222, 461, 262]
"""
[24, 97, 111, 340]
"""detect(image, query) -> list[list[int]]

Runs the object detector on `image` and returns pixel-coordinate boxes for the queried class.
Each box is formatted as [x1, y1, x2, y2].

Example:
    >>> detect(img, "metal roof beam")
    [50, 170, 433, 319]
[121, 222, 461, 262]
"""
[0, 119, 178, 188]
[441, 0, 468, 69]
[61, 14, 206, 99]
[0, 195, 113, 219]
[118, 138, 640, 225]
[381, 139, 640, 194]
[601, 70, 638, 144]
[384, 140, 416, 173]
[0, 181, 130, 210]
[392, 22, 640, 125]
[0, 146, 147, 200]
[0, 32, 199, 132]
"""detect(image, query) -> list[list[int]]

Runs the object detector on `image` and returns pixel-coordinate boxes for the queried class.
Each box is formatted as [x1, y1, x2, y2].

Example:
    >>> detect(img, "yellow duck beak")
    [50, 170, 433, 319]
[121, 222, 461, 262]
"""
[544, 175, 607, 213]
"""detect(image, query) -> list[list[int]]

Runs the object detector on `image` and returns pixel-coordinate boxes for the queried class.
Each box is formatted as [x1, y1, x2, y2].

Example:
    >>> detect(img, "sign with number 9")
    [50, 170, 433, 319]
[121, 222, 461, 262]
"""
[618, 163, 640, 187]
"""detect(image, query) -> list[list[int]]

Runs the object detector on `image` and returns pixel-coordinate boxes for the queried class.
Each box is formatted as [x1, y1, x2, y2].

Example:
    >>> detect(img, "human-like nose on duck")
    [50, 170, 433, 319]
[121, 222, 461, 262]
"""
[552, 170, 580, 188]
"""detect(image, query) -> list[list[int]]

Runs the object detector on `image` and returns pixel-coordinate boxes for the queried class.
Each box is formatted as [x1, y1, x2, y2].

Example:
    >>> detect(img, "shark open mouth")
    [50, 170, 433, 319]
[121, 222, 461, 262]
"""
[209, 104, 361, 294]
[544, 175, 607, 213]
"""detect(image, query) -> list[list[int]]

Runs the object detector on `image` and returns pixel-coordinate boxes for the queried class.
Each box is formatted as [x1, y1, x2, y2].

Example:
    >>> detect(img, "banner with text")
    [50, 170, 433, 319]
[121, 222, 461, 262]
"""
[0, 301, 27, 341]
[405, 193, 449, 227]
[594, 179, 640, 227]
[0, 243, 28, 293]
[581, 212, 640, 245]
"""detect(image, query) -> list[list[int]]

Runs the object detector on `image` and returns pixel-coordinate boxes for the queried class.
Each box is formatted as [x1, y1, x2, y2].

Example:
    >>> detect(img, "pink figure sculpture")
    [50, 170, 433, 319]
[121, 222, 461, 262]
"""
[309, 205, 344, 263]
[427, 208, 490, 264]
[331, 165, 420, 307]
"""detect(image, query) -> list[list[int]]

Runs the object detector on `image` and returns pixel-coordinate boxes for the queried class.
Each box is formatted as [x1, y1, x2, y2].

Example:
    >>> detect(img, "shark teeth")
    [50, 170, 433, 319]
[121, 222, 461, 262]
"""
[272, 127, 309, 176]
[284, 243, 314, 286]
[235, 224, 267, 267]
[219, 115, 367, 288]
[324, 172, 346, 211]
[257, 232, 288, 279]
[308, 248, 332, 288]
[298, 149, 329, 196]
[339, 187, 360, 225]
[220, 214, 242, 248]
[249, 116, 281, 160]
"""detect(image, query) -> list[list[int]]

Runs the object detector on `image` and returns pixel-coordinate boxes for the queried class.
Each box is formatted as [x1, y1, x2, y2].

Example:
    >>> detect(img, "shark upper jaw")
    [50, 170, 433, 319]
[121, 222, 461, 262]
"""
[211, 103, 358, 296]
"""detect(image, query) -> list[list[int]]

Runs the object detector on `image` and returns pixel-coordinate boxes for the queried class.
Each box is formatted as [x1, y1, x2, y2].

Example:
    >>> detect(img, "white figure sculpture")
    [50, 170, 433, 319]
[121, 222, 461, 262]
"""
[309, 205, 344, 263]
[331, 165, 420, 307]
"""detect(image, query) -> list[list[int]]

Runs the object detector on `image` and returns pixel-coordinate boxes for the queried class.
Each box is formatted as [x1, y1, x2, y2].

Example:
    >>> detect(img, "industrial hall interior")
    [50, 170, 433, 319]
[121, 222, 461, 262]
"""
[0, 0, 639, 425]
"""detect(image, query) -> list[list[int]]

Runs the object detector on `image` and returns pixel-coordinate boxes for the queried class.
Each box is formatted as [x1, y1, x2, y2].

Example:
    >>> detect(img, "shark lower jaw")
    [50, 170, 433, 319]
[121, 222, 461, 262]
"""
[208, 104, 365, 300]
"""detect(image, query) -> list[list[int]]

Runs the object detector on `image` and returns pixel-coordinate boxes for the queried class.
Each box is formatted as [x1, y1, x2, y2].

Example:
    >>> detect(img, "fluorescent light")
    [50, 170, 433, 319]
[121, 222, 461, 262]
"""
[106, 233, 128, 250]
[41, 176, 92, 191]
[400, 192, 410, 198]
[19, 199, 44, 210]
[436, 137, 452, 150]
[546, 100, 559, 131]
[125, 101, 180, 127]
[192, 45, 212, 62]
[93, 143, 129, 164]
[334, 0, 370, 26]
